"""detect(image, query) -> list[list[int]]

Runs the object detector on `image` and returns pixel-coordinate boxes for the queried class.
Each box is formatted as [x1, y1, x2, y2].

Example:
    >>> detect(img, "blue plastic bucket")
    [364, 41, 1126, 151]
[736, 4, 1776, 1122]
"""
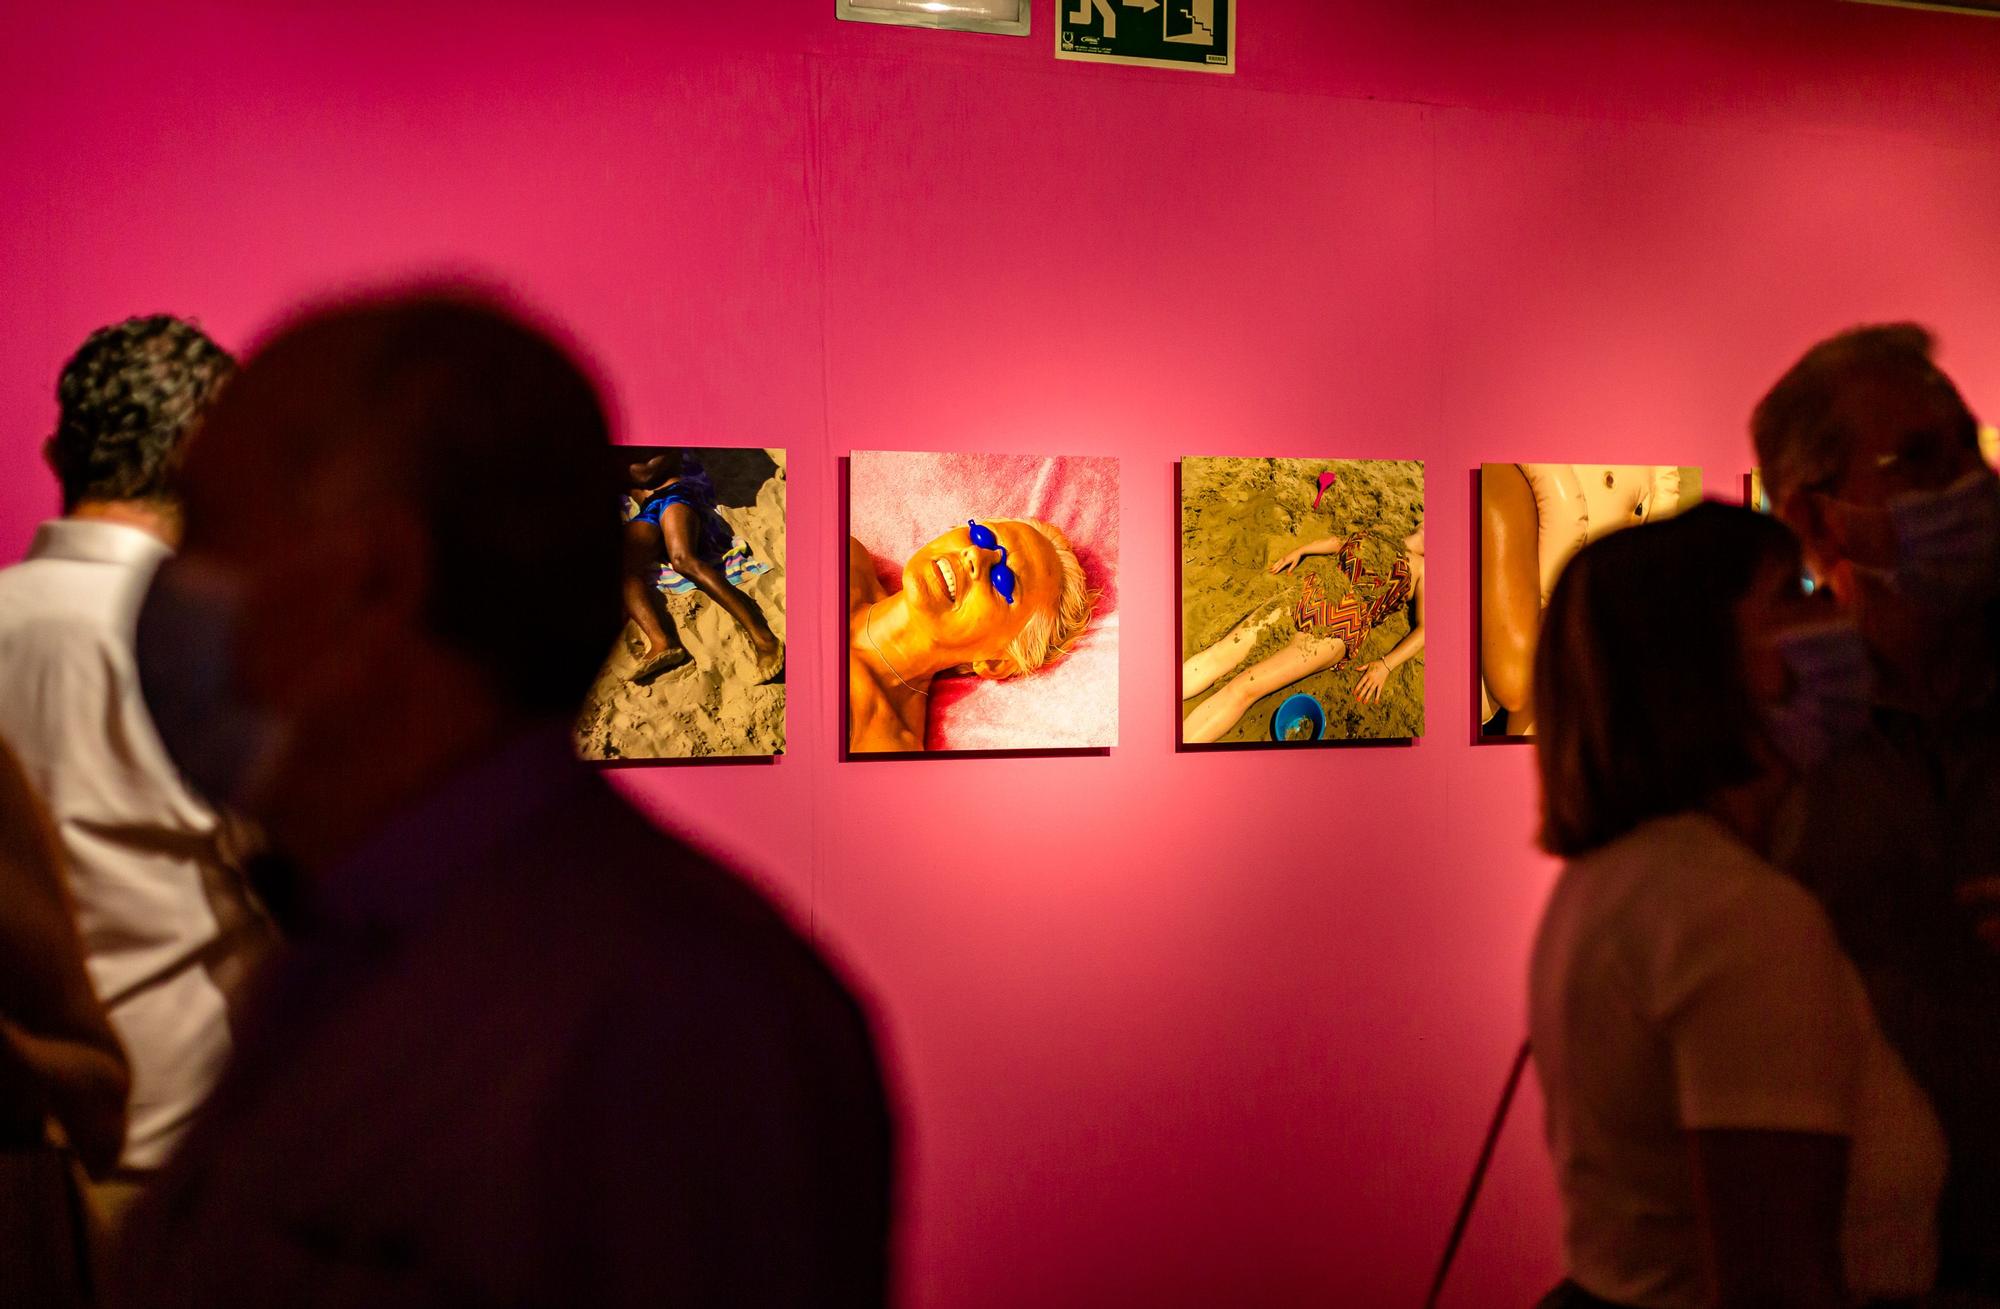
[1271, 693, 1326, 743]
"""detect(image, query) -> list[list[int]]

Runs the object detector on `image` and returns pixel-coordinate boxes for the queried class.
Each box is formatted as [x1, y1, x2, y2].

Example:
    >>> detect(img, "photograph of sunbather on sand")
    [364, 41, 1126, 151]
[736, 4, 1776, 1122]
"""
[575, 445, 786, 760]
[846, 450, 1117, 754]
[1180, 456, 1425, 745]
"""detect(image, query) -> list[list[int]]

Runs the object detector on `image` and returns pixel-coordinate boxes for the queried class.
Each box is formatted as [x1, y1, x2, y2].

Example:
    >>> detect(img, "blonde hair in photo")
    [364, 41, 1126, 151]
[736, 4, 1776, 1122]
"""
[979, 519, 1100, 679]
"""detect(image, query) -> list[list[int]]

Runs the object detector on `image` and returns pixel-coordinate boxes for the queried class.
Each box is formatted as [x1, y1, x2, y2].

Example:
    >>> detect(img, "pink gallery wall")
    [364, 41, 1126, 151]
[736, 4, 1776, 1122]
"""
[3, 2, 1999, 1304]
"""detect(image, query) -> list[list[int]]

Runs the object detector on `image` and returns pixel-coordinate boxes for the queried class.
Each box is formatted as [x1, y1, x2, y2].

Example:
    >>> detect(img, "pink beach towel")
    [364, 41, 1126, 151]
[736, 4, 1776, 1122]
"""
[849, 451, 1120, 752]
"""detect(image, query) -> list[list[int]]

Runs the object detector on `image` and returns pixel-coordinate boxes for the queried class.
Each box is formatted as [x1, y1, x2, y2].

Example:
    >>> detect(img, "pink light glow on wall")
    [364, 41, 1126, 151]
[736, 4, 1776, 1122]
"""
[4, 2, 1998, 1304]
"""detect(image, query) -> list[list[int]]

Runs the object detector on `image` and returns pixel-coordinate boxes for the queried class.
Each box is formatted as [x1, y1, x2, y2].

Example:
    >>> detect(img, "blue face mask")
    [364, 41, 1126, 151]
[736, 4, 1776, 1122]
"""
[966, 520, 1017, 605]
[1760, 618, 1874, 774]
[1884, 469, 2000, 612]
[1825, 469, 2000, 613]
[134, 559, 289, 812]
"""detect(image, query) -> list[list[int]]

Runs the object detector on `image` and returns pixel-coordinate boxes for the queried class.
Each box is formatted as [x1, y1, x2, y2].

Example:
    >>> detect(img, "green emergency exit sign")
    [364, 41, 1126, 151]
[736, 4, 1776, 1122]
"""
[1056, 0, 1235, 74]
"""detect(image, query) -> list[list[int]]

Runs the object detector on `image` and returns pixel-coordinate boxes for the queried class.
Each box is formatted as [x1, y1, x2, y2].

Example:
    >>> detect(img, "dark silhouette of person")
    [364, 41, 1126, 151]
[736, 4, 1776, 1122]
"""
[109, 291, 895, 1306]
[0, 315, 268, 1229]
[0, 735, 129, 1306]
[1754, 323, 2000, 1298]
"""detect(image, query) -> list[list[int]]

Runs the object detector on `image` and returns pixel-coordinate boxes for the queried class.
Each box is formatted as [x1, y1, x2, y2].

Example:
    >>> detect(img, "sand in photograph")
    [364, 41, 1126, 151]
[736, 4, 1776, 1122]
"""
[1181, 457, 1425, 743]
[576, 447, 787, 760]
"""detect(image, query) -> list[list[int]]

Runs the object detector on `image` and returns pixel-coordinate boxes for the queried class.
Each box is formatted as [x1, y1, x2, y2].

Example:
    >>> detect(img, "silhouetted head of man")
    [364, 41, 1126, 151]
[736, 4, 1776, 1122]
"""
[47, 314, 235, 539]
[1754, 323, 1995, 678]
[139, 292, 621, 869]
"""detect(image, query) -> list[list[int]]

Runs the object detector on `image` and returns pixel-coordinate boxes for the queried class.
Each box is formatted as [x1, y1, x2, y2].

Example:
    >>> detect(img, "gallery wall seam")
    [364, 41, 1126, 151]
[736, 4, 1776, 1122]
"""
[805, 52, 839, 946]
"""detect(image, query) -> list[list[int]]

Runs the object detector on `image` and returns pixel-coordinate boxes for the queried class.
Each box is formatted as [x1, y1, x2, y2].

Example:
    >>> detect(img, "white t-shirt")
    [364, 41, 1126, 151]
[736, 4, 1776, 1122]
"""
[1529, 813, 1944, 1307]
[0, 520, 266, 1169]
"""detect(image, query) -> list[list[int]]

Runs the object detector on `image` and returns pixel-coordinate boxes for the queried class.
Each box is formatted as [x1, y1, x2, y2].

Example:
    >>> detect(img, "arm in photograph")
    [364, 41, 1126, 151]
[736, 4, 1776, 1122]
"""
[1268, 534, 1347, 574]
[847, 538, 884, 616]
[1355, 580, 1424, 703]
[1385, 570, 1425, 671]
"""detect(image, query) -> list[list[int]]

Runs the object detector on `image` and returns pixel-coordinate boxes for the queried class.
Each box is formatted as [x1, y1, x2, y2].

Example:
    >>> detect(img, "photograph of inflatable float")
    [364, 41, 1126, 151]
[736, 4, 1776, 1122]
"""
[1479, 463, 1702, 737]
[1180, 457, 1426, 745]
[847, 450, 1118, 754]
[575, 445, 787, 760]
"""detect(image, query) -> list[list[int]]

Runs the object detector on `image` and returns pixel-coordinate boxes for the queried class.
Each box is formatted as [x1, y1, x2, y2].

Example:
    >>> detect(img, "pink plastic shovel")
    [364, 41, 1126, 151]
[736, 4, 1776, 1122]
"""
[1311, 469, 1338, 510]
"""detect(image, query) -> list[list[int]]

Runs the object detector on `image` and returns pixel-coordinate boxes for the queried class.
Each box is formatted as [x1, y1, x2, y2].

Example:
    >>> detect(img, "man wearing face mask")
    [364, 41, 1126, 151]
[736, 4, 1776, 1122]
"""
[1755, 322, 2000, 1301]
[0, 316, 271, 1222]
[108, 291, 893, 1306]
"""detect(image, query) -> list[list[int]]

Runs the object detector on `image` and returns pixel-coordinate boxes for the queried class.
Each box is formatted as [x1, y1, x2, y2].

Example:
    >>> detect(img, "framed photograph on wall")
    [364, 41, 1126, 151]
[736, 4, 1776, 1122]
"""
[1479, 463, 1703, 739]
[846, 450, 1119, 755]
[575, 445, 788, 761]
[836, 0, 1031, 36]
[1179, 457, 1426, 746]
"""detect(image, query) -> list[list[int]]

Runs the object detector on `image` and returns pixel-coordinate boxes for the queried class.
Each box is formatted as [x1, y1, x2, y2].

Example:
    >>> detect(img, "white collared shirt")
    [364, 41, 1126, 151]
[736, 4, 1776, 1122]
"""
[0, 518, 263, 1169]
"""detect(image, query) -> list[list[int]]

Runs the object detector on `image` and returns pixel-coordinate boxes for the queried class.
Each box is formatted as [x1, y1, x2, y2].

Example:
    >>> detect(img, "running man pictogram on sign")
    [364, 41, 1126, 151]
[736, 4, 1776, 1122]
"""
[1057, 0, 1235, 73]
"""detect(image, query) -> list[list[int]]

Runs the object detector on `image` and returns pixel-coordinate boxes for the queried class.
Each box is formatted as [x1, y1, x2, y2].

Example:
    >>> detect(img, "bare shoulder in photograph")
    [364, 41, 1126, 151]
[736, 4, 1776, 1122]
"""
[846, 450, 1119, 755]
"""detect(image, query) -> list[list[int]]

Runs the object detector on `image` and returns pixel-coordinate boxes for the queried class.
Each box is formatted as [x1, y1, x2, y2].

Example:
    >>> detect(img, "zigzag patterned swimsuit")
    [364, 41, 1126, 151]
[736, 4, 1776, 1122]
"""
[1293, 533, 1413, 666]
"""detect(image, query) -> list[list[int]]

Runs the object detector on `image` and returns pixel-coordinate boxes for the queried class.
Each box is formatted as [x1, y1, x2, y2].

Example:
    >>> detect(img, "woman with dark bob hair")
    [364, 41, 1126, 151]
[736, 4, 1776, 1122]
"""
[1528, 503, 1945, 1309]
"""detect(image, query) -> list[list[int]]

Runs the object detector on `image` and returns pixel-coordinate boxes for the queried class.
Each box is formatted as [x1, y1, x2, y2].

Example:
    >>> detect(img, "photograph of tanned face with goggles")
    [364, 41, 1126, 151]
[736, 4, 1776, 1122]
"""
[1179, 457, 1427, 745]
[846, 450, 1116, 754]
[575, 445, 787, 760]
[1480, 463, 1702, 737]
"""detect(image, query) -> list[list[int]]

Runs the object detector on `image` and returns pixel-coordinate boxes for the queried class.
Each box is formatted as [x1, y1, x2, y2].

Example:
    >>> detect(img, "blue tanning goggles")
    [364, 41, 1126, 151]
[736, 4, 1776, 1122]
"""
[966, 519, 1017, 605]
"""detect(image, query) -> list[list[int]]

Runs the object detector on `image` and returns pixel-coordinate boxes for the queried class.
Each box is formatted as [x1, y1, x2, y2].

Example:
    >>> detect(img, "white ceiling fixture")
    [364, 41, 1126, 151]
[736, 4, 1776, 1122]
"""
[835, 0, 1032, 35]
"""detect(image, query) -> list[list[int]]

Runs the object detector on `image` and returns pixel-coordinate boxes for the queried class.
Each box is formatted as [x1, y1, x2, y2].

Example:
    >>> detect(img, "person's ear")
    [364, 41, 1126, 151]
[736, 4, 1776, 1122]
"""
[970, 657, 1017, 680]
[41, 435, 71, 498]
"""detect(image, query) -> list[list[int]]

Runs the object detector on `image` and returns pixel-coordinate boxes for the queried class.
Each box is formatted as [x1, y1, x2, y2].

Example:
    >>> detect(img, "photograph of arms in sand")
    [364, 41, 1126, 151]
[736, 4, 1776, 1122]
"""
[1180, 457, 1426, 745]
[575, 445, 786, 760]
[846, 450, 1116, 754]
[1480, 463, 1702, 737]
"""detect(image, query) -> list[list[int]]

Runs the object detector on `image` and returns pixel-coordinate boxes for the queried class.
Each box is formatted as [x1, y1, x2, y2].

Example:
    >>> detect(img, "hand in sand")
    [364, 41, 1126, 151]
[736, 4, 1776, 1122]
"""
[1269, 549, 1304, 575]
[1354, 659, 1392, 703]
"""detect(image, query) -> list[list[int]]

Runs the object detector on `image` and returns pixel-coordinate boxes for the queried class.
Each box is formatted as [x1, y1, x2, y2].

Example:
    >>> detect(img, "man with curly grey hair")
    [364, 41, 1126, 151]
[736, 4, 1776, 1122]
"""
[0, 316, 271, 1223]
